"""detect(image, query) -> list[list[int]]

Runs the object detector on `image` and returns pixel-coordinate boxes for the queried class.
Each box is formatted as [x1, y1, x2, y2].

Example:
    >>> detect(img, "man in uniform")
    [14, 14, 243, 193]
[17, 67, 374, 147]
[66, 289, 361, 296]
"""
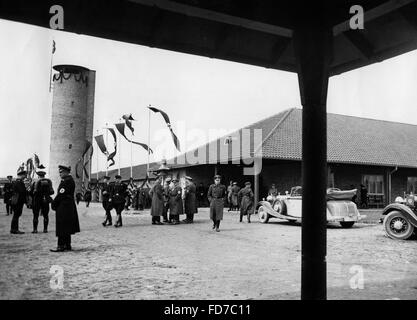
[149, 175, 164, 225]
[101, 176, 113, 226]
[10, 169, 28, 234]
[162, 177, 171, 223]
[238, 182, 254, 223]
[168, 178, 183, 225]
[3, 175, 13, 215]
[183, 176, 197, 223]
[268, 183, 278, 197]
[196, 182, 206, 208]
[31, 166, 54, 233]
[207, 175, 227, 232]
[230, 182, 241, 211]
[110, 174, 127, 228]
[84, 187, 92, 207]
[50, 165, 80, 252]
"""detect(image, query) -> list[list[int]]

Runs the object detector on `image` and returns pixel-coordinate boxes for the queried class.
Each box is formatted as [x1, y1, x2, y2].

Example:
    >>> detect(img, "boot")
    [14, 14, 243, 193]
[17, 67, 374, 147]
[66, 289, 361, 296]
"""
[32, 219, 38, 233]
[43, 218, 49, 233]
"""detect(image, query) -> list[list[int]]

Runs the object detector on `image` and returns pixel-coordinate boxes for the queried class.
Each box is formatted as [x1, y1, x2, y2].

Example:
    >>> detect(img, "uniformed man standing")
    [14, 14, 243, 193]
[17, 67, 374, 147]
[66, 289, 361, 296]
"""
[10, 169, 28, 234]
[196, 182, 206, 208]
[238, 182, 254, 223]
[110, 175, 127, 228]
[149, 175, 164, 225]
[207, 175, 227, 232]
[183, 176, 197, 223]
[31, 167, 54, 233]
[84, 188, 92, 207]
[50, 165, 80, 252]
[230, 182, 241, 211]
[162, 177, 171, 223]
[101, 176, 113, 227]
[3, 175, 13, 215]
[168, 178, 183, 224]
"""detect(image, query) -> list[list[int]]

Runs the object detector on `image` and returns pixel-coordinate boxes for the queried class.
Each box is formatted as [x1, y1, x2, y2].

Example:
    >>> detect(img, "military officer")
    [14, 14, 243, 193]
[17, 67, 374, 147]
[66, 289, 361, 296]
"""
[101, 176, 113, 226]
[10, 169, 28, 234]
[168, 178, 183, 224]
[149, 175, 164, 225]
[183, 176, 197, 223]
[50, 165, 80, 252]
[31, 166, 54, 233]
[3, 175, 13, 215]
[230, 182, 240, 211]
[162, 177, 171, 223]
[238, 182, 254, 223]
[207, 174, 227, 232]
[110, 174, 127, 228]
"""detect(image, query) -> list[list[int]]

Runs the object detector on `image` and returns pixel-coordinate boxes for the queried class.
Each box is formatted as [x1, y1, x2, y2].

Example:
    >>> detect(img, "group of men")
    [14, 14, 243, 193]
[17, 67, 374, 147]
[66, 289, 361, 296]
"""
[4, 165, 80, 252]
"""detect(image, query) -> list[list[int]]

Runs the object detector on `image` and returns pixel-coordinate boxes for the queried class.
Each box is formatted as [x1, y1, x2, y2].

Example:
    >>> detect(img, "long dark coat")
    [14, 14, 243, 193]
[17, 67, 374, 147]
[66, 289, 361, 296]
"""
[231, 185, 240, 206]
[150, 183, 164, 216]
[169, 185, 183, 216]
[51, 175, 80, 237]
[238, 187, 254, 215]
[3, 181, 13, 203]
[184, 182, 198, 214]
[208, 183, 227, 220]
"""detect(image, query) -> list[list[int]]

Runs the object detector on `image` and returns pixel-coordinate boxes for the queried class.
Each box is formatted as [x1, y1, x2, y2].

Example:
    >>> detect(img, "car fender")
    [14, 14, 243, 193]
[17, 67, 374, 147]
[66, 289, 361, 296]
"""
[382, 203, 417, 228]
[257, 200, 296, 221]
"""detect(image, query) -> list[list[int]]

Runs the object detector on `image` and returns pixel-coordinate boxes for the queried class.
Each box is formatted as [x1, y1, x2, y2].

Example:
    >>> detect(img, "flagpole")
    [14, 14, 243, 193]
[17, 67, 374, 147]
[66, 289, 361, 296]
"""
[96, 130, 99, 180]
[130, 137, 133, 178]
[118, 119, 121, 176]
[105, 123, 109, 176]
[147, 106, 151, 180]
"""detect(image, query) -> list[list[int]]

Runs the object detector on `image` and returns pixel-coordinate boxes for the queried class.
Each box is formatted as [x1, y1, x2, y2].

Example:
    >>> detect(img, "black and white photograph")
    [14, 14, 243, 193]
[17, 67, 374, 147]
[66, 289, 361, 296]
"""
[0, 0, 416, 309]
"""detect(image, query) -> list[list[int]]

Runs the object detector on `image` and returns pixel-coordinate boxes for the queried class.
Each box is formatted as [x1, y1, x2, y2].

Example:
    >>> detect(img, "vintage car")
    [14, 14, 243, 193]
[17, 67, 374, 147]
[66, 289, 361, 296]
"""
[381, 194, 417, 240]
[257, 186, 365, 228]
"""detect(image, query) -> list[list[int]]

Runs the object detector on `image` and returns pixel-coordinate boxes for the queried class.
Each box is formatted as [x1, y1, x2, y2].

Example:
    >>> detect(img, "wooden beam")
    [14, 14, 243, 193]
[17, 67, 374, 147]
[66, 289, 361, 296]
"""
[128, 0, 293, 38]
[343, 30, 374, 60]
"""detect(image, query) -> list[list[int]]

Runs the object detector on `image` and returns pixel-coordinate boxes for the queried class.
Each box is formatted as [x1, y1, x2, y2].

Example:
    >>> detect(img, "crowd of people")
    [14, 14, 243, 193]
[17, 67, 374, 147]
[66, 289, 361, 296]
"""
[2, 165, 257, 252]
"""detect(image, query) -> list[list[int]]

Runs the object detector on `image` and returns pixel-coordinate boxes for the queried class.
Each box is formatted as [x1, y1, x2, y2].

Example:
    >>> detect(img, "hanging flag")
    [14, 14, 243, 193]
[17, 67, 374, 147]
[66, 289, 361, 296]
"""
[94, 135, 108, 156]
[34, 154, 40, 168]
[75, 141, 92, 179]
[26, 158, 34, 177]
[115, 123, 153, 154]
[52, 40, 56, 54]
[107, 128, 117, 167]
[17, 162, 25, 174]
[122, 113, 135, 135]
[148, 106, 181, 151]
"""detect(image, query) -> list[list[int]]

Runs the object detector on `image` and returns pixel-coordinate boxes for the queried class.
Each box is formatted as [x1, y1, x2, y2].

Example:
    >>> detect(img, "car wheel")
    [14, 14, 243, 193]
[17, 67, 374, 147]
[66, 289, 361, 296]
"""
[258, 206, 270, 224]
[383, 211, 415, 240]
[340, 221, 355, 228]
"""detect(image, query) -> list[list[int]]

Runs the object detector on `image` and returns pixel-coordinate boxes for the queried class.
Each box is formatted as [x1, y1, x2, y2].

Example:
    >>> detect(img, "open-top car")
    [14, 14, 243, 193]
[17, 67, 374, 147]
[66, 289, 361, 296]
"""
[381, 194, 417, 240]
[257, 186, 365, 228]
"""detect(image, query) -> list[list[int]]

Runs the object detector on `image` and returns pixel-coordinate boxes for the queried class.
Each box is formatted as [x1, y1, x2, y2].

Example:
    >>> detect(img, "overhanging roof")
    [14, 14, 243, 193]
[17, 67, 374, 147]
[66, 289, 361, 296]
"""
[1, 0, 417, 76]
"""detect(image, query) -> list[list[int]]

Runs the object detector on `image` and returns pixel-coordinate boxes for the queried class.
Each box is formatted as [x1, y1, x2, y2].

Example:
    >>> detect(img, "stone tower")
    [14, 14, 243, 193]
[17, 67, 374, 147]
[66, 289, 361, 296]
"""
[49, 65, 96, 192]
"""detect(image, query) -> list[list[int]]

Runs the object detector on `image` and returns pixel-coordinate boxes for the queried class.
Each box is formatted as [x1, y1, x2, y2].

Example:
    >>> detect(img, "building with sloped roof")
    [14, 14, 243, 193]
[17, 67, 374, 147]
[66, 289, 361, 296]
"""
[96, 108, 417, 207]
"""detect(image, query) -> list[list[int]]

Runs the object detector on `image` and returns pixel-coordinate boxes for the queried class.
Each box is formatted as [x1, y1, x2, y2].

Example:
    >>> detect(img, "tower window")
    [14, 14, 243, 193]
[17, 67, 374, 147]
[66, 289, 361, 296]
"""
[70, 123, 73, 128]
[69, 144, 72, 149]
[71, 101, 74, 106]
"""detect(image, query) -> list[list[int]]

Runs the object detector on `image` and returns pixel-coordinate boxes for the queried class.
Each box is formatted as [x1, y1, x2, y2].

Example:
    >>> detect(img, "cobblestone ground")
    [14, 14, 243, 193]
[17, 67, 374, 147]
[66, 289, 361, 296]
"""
[0, 203, 416, 300]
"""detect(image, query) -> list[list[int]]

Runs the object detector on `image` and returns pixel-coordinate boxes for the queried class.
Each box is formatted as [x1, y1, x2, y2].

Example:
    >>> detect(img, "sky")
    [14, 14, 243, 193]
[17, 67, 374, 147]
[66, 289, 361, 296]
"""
[1, 19, 417, 177]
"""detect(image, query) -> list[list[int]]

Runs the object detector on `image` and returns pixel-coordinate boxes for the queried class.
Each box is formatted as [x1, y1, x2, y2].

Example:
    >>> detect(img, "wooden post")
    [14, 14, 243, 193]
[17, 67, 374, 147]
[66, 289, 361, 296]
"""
[293, 21, 333, 300]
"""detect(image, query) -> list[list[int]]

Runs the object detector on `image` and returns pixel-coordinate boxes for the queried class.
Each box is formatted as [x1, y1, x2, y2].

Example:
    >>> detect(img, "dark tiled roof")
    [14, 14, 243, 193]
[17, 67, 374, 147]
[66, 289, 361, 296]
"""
[262, 108, 417, 168]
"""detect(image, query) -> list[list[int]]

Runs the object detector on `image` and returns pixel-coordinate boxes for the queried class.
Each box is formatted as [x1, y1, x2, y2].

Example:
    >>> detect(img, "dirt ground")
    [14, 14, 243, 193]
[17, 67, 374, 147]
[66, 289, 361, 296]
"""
[0, 203, 416, 300]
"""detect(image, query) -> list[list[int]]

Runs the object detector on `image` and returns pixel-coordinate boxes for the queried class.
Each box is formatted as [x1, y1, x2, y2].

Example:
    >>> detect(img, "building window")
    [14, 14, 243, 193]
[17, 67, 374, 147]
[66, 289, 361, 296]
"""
[69, 144, 72, 149]
[71, 101, 74, 106]
[70, 123, 73, 128]
[407, 177, 417, 194]
[362, 175, 384, 195]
